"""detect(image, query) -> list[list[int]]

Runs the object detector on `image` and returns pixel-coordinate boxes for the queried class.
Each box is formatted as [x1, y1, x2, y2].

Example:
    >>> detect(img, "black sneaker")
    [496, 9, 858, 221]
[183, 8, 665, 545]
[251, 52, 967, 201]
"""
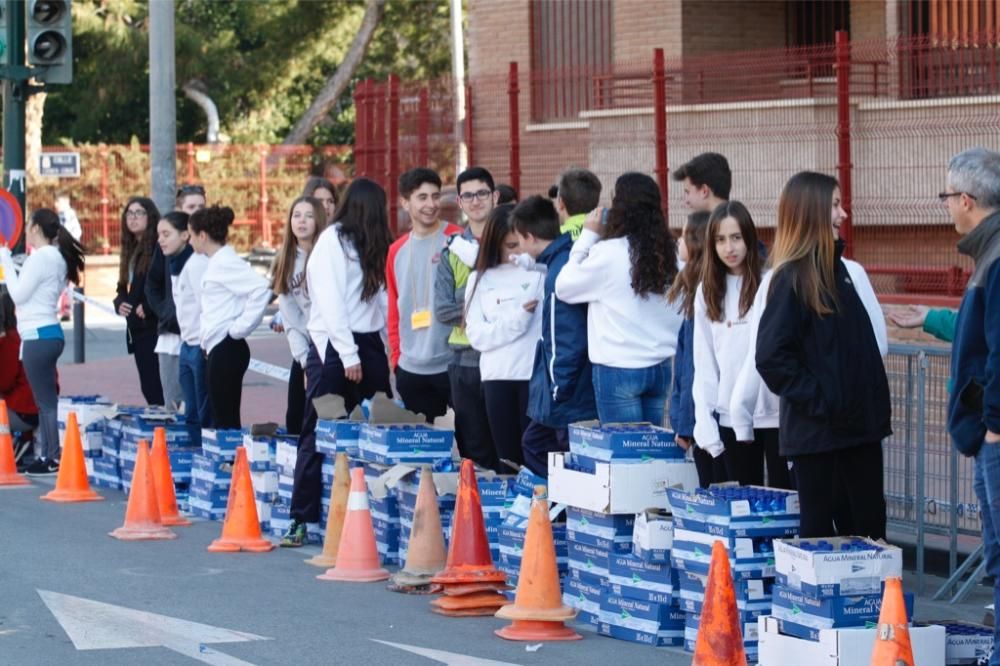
[25, 458, 59, 477]
[279, 521, 307, 548]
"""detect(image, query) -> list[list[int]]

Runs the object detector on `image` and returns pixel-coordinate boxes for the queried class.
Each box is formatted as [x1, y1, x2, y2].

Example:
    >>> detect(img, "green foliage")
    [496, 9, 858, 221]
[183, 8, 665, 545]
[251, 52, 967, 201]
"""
[41, 0, 453, 146]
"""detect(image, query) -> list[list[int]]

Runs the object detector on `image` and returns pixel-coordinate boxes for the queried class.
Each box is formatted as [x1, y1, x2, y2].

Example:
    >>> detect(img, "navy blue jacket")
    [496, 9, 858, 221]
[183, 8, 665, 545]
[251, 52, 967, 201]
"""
[949, 211, 1000, 457]
[527, 234, 597, 428]
[668, 317, 695, 438]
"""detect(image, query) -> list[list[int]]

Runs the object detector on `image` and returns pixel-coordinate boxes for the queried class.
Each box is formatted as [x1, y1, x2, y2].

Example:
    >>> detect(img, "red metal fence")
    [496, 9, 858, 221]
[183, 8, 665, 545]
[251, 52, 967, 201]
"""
[355, 32, 1000, 304]
[25, 143, 351, 253]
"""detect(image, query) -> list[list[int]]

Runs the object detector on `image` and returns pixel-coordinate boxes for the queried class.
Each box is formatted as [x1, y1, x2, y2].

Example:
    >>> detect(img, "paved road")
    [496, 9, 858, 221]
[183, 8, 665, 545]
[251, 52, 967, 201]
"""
[1, 477, 697, 665]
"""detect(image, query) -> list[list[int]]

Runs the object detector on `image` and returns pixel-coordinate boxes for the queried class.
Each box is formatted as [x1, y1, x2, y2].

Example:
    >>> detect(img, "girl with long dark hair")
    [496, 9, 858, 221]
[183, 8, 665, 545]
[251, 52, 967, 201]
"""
[283, 177, 394, 547]
[189, 206, 270, 430]
[693, 201, 790, 488]
[114, 197, 164, 405]
[555, 172, 682, 424]
[302, 176, 338, 224]
[668, 210, 727, 487]
[271, 196, 328, 435]
[0, 209, 85, 475]
[756, 172, 890, 538]
[464, 204, 544, 467]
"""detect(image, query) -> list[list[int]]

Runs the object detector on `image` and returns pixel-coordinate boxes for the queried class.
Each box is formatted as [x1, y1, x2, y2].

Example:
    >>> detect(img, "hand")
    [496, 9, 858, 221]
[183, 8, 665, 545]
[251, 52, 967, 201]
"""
[583, 207, 604, 234]
[344, 363, 363, 383]
[674, 435, 692, 451]
[523, 299, 538, 313]
[117, 302, 134, 317]
[270, 318, 285, 333]
[987, 431, 1000, 444]
[888, 305, 929, 329]
[135, 304, 146, 319]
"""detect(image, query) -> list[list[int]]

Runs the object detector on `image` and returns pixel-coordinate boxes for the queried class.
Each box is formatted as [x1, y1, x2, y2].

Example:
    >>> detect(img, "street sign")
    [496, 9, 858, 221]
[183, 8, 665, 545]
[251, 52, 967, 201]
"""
[39, 151, 80, 177]
[0, 187, 24, 249]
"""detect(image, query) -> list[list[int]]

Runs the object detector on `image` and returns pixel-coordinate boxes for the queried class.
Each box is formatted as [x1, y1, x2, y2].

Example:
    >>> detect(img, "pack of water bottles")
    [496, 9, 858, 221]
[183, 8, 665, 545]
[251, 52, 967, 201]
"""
[57, 395, 115, 457]
[315, 418, 363, 458]
[667, 485, 801, 537]
[187, 453, 230, 520]
[773, 536, 903, 598]
[358, 423, 455, 466]
[201, 428, 244, 461]
[599, 593, 686, 647]
[931, 620, 995, 665]
[567, 421, 685, 462]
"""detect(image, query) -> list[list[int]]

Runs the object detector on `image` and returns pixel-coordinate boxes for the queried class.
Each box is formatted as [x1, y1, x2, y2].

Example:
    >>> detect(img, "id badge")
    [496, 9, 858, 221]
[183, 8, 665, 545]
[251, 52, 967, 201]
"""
[410, 309, 432, 330]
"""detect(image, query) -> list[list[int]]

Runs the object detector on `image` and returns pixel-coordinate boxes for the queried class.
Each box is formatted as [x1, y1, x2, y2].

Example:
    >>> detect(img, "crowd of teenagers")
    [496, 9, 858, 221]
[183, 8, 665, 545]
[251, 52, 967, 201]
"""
[4, 149, 998, 578]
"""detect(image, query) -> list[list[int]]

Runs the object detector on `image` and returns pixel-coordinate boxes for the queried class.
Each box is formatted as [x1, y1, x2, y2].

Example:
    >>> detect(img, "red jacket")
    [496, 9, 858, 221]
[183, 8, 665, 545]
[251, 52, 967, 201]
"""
[0, 327, 39, 417]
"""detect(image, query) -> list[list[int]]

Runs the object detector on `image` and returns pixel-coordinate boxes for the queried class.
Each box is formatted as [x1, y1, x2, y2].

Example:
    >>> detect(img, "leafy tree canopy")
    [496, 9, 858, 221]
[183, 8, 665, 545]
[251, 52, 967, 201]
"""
[41, 0, 453, 146]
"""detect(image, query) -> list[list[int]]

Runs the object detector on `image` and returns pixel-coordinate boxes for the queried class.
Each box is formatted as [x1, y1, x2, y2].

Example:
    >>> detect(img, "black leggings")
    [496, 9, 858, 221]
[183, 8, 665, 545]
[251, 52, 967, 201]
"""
[693, 445, 729, 488]
[206, 336, 250, 429]
[483, 380, 530, 470]
[791, 442, 886, 539]
[720, 426, 792, 489]
[286, 360, 305, 435]
[132, 332, 164, 406]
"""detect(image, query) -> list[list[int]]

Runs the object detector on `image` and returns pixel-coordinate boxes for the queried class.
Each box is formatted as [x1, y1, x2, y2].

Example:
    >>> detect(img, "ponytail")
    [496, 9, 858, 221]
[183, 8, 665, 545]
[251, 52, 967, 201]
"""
[30, 208, 85, 285]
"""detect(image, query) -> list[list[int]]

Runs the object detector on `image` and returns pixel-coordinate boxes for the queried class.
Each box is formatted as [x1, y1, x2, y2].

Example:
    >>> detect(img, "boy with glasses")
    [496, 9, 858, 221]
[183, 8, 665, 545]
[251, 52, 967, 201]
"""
[433, 167, 500, 471]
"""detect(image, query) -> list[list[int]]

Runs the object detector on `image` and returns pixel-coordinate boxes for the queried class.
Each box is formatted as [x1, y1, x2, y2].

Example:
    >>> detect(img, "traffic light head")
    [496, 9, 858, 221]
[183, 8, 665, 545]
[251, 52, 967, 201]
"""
[27, 0, 72, 84]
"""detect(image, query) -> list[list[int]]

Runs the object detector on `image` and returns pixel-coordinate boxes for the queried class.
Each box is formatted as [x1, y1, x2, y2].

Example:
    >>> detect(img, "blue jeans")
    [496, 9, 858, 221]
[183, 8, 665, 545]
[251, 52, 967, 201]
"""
[974, 441, 1000, 666]
[592, 360, 672, 425]
[178, 342, 212, 448]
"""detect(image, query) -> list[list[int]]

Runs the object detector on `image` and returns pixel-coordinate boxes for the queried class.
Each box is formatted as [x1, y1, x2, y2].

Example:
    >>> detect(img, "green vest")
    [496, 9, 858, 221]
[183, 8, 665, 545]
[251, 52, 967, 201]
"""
[448, 250, 472, 347]
[560, 213, 587, 241]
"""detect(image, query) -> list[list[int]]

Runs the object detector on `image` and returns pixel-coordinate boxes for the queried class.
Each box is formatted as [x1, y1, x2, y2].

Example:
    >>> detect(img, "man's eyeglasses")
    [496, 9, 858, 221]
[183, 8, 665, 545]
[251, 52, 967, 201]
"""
[938, 191, 977, 202]
[177, 184, 206, 198]
[459, 188, 493, 203]
[125, 209, 148, 219]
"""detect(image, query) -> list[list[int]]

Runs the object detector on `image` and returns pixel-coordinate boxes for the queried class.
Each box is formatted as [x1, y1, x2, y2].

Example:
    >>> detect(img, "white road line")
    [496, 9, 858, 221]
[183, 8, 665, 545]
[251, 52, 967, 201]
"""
[371, 639, 521, 665]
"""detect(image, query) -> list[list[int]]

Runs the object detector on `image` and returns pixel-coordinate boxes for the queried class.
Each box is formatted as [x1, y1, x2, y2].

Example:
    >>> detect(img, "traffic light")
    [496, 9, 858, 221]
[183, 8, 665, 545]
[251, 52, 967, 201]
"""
[26, 0, 72, 84]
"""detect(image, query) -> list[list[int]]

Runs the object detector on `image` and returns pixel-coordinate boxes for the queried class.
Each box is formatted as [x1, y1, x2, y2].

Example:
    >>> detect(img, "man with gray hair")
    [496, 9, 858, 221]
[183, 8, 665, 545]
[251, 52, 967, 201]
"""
[945, 147, 1000, 656]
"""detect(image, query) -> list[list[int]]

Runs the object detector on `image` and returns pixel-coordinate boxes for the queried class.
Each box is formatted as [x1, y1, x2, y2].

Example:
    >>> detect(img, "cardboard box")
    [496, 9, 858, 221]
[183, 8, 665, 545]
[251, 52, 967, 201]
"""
[568, 421, 684, 462]
[242, 434, 276, 471]
[548, 452, 698, 514]
[757, 615, 945, 666]
[201, 428, 243, 460]
[930, 620, 995, 665]
[632, 509, 673, 563]
[607, 552, 675, 604]
[773, 537, 903, 598]
[566, 506, 634, 539]
[771, 584, 914, 630]
[666, 485, 800, 536]
[598, 594, 686, 647]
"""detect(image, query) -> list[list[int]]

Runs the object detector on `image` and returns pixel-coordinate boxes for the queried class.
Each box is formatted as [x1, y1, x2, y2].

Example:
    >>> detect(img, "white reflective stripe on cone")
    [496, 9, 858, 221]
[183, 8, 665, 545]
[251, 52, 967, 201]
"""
[347, 491, 369, 511]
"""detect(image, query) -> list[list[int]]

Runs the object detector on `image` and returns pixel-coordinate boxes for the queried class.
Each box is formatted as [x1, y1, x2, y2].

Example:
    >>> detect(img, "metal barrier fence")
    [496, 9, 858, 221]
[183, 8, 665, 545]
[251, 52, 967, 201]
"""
[884, 342, 981, 594]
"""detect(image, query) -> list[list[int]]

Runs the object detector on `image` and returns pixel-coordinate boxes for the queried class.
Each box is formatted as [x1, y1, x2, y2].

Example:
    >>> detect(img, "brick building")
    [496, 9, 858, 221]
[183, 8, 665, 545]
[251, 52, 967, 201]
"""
[463, 0, 1000, 301]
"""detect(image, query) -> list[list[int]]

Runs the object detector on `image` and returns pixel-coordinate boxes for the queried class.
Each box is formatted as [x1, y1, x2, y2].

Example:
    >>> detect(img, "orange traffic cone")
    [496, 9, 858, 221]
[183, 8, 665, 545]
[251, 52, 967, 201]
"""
[0, 400, 30, 487]
[388, 464, 447, 594]
[41, 412, 103, 503]
[305, 453, 351, 568]
[207, 447, 274, 553]
[495, 486, 580, 641]
[109, 439, 177, 541]
[692, 541, 747, 666]
[317, 466, 390, 582]
[870, 577, 914, 666]
[151, 427, 191, 527]
[430, 458, 510, 616]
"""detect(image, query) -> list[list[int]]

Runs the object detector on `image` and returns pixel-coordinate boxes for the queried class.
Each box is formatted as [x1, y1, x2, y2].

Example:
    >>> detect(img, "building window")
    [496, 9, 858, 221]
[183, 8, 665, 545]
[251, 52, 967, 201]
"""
[529, 0, 613, 121]
[787, 0, 850, 47]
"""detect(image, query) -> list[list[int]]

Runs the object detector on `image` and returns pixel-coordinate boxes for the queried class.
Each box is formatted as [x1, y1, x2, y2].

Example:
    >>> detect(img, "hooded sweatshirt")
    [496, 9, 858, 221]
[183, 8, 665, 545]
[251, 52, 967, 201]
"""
[199, 245, 270, 354]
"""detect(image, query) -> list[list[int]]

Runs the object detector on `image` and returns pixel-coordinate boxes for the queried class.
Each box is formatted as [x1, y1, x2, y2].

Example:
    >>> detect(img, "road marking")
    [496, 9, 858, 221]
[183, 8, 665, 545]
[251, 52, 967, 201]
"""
[371, 639, 521, 665]
[39, 590, 269, 665]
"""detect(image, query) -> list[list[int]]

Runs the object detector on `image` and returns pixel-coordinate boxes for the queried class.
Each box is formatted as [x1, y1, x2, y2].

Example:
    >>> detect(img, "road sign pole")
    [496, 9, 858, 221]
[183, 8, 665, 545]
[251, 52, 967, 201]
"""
[2, 0, 27, 252]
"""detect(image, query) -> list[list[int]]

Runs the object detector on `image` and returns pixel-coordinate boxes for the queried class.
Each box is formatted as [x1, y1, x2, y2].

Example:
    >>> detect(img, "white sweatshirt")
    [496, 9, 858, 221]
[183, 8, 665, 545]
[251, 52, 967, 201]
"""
[0, 245, 66, 337]
[555, 229, 682, 368]
[729, 260, 889, 442]
[464, 264, 545, 381]
[199, 245, 270, 354]
[175, 252, 208, 347]
[693, 275, 777, 456]
[278, 246, 311, 366]
[307, 224, 386, 367]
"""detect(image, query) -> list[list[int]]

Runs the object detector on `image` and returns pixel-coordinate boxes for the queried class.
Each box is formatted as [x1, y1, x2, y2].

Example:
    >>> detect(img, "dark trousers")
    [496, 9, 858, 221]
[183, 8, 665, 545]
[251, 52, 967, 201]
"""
[754, 427, 793, 489]
[132, 332, 164, 406]
[449, 364, 498, 471]
[720, 426, 793, 489]
[483, 379, 530, 471]
[292, 335, 390, 524]
[521, 420, 569, 479]
[206, 336, 250, 429]
[791, 442, 887, 539]
[693, 445, 729, 489]
[285, 360, 305, 435]
[395, 367, 451, 422]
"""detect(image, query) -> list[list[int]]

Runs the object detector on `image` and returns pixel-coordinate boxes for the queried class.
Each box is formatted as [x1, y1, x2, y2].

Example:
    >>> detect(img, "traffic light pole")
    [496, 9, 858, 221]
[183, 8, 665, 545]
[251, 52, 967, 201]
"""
[2, 0, 28, 251]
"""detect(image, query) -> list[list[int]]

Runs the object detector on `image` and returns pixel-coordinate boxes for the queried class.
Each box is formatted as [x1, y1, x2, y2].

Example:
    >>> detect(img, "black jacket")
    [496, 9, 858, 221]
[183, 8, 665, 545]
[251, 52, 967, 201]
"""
[755, 242, 891, 457]
[113, 260, 159, 352]
[144, 244, 193, 336]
